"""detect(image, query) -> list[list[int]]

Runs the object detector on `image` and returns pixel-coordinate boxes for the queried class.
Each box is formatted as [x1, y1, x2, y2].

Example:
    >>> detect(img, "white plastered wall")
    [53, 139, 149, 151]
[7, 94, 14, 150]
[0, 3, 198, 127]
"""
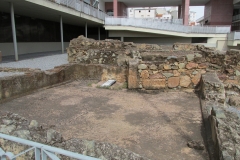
[98, 0, 105, 11]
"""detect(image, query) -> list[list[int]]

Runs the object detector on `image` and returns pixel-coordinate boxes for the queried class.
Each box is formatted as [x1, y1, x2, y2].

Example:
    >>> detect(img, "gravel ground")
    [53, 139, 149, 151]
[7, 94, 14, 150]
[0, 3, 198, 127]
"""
[0, 54, 68, 71]
[0, 72, 25, 78]
[0, 81, 209, 160]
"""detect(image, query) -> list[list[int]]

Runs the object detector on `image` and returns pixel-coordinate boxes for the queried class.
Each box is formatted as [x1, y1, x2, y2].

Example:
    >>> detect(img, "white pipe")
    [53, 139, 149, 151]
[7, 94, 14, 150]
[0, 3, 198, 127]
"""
[60, 15, 64, 54]
[10, 2, 18, 61]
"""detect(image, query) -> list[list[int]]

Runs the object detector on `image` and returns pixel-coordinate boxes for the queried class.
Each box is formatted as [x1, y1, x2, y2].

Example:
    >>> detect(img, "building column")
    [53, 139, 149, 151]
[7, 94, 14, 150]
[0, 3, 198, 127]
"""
[121, 37, 124, 42]
[182, 0, 189, 26]
[85, 22, 87, 38]
[60, 16, 64, 54]
[10, 2, 18, 61]
[98, 27, 100, 40]
[178, 5, 182, 19]
[113, 0, 118, 17]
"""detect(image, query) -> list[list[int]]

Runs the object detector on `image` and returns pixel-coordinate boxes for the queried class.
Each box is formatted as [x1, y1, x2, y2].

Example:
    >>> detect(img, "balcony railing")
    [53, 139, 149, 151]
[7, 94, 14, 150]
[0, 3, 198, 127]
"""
[48, 0, 108, 21]
[0, 133, 99, 160]
[105, 17, 231, 34]
[228, 31, 240, 40]
[233, 14, 240, 22]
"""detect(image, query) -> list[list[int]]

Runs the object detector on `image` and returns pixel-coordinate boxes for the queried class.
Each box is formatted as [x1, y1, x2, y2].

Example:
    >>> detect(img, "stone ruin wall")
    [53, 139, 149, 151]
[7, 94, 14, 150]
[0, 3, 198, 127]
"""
[1, 36, 240, 159]
[68, 36, 240, 90]
[68, 36, 240, 160]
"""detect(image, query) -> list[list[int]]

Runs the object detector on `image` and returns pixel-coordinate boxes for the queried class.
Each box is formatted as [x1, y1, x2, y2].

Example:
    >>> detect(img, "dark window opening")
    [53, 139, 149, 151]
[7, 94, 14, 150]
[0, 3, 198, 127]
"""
[192, 37, 208, 43]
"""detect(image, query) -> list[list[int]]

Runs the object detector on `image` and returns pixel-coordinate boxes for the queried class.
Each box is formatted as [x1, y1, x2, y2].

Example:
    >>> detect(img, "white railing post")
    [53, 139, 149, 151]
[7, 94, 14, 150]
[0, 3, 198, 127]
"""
[35, 148, 41, 160]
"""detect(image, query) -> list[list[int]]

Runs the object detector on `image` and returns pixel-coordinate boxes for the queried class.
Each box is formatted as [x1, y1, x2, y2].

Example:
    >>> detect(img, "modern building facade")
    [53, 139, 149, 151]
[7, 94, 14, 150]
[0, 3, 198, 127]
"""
[0, 0, 239, 61]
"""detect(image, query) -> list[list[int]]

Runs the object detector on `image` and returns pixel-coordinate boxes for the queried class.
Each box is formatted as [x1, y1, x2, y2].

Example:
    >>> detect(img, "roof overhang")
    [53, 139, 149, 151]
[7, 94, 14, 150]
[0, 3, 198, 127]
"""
[0, 0, 104, 26]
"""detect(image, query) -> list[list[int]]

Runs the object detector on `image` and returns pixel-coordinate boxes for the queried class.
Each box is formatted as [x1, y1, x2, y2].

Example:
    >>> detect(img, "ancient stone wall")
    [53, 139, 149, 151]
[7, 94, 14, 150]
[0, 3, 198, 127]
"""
[200, 72, 240, 160]
[0, 64, 127, 100]
[68, 37, 240, 90]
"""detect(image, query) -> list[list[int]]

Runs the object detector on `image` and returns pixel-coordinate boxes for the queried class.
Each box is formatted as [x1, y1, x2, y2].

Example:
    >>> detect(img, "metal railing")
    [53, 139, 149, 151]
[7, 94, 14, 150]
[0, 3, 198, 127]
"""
[228, 31, 240, 40]
[48, 0, 108, 21]
[233, 14, 240, 22]
[0, 133, 99, 160]
[105, 17, 231, 34]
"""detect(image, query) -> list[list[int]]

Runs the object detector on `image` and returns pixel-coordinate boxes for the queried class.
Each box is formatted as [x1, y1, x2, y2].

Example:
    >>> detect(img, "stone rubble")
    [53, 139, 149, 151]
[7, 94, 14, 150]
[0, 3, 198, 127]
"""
[0, 111, 150, 160]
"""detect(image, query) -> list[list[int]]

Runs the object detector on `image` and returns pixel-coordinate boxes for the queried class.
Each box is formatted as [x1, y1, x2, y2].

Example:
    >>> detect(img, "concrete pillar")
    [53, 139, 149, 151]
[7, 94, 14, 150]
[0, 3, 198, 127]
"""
[10, 2, 18, 61]
[178, 5, 182, 19]
[85, 22, 87, 38]
[121, 37, 124, 42]
[113, 0, 118, 17]
[60, 16, 64, 54]
[98, 27, 100, 40]
[182, 0, 189, 26]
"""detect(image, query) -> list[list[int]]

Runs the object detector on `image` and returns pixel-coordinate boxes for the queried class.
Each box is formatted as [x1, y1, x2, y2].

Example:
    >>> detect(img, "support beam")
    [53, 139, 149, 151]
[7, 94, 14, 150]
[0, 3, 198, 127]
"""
[121, 37, 124, 42]
[182, 0, 189, 26]
[60, 16, 64, 54]
[113, 0, 118, 17]
[10, 2, 18, 61]
[178, 5, 182, 19]
[85, 22, 87, 38]
[98, 27, 100, 40]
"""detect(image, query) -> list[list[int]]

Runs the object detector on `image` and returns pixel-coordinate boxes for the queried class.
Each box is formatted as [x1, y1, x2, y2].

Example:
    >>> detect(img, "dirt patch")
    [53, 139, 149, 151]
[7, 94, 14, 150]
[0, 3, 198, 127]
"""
[0, 81, 209, 160]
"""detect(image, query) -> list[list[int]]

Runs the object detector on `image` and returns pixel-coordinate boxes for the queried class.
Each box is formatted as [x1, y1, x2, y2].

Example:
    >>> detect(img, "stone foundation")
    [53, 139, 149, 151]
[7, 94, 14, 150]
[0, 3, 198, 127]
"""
[200, 72, 240, 160]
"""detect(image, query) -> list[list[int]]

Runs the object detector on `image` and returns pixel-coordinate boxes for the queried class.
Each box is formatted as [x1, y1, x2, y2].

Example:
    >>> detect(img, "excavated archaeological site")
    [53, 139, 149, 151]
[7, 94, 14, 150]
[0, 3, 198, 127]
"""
[0, 36, 240, 160]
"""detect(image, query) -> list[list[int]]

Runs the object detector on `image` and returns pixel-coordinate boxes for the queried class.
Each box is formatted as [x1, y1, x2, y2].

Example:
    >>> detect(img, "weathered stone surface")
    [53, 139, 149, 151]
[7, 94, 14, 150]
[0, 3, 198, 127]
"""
[140, 70, 149, 79]
[142, 79, 166, 89]
[149, 73, 164, 79]
[236, 70, 240, 76]
[0, 125, 16, 134]
[173, 70, 180, 77]
[162, 73, 173, 78]
[163, 64, 171, 70]
[168, 77, 180, 88]
[229, 96, 240, 107]
[138, 64, 148, 70]
[180, 76, 191, 88]
[149, 64, 158, 70]
[187, 140, 204, 150]
[0, 112, 151, 160]
[171, 65, 178, 70]
[29, 120, 38, 129]
[178, 63, 185, 69]
[128, 69, 139, 89]
[186, 62, 198, 69]
[195, 53, 203, 58]
[13, 130, 31, 140]
[187, 54, 194, 61]
[224, 80, 239, 85]
[192, 70, 198, 75]
[128, 60, 140, 89]
[198, 63, 208, 69]
[192, 73, 201, 85]
[2, 119, 14, 125]
[47, 129, 62, 144]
